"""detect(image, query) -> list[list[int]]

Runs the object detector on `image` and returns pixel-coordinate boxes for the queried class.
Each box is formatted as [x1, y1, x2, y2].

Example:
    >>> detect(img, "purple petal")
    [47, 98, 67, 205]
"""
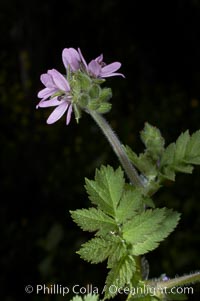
[40, 73, 56, 88]
[101, 72, 125, 78]
[62, 48, 80, 71]
[48, 69, 70, 91]
[88, 60, 101, 77]
[37, 87, 57, 99]
[101, 62, 121, 75]
[37, 97, 66, 108]
[47, 102, 69, 124]
[66, 104, 73, 125]
[95, 54, 103, 63]
[78, 48, 88, 71]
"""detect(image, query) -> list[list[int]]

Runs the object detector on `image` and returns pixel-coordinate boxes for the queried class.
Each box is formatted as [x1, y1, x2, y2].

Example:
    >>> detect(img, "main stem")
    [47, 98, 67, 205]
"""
[88, 110, 144, 188]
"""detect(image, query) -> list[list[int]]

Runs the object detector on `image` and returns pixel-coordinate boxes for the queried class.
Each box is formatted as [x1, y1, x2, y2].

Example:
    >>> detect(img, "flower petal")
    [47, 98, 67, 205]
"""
[95, 54, 103, 63]
[37, 87, 57, 99]
[88, 60, 101, 77]
[78, 48, 88, 71]
[62, 48, 80, 71]
[48, 69, 70, 91]
[66, 103, 73, 125]
[101, 72, 125, 78]
[47, 102, 69, 124]
[40, 73, 56, 88]
[101, 62, 121, 75]
[37, 97, 66, 108]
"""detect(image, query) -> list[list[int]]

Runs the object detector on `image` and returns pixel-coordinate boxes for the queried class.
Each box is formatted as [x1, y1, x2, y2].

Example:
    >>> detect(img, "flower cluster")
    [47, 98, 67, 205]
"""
[37, 48, 124, 125]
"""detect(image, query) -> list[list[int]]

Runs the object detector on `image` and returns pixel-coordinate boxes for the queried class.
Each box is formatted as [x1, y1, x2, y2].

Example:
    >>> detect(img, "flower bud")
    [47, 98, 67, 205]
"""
[97, 102, 112, 114]
[99, 88, 112, 102]
[89, 84, 101, 99]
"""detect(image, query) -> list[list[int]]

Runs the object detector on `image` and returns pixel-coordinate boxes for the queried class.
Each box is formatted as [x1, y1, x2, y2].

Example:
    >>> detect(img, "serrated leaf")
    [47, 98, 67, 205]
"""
[140, 123, 165, 160]
[122, 208, 167, 245]
[71, 295, 99, 301]
[85, 166, 125, 217]
[105, 255, 135, 299]
[77, 237, 113, 264]
[174, 131, 190, 162]
[107, 240, 127, 268]
[160, 130, 200, 181]
[130, 209, 180, 256]
[185, 129, 200, 164]
[70, 208, 117, 236]
[71, 296, 83, 301]
[83, 295, 99, 301]
[125, 146, 158, 183]
[160, 143, 176, 167]
[116, 188, 143, 223]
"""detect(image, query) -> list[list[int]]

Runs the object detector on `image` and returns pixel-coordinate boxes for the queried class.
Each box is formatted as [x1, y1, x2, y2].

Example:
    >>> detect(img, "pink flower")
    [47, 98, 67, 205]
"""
[37, 69, 73, 125]
[62, 48, 80, 72]
[78, 48, 125, 78]
[61, 47, 124, 78]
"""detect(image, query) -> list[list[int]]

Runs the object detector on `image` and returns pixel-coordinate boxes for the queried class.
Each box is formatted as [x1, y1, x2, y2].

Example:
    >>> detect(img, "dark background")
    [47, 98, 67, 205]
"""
[1, 0, 200, 300]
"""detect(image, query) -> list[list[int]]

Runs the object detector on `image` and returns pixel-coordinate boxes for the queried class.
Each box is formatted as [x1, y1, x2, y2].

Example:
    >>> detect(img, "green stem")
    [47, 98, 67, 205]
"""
[88, 110, 144, 187]
[147, 271, 200, 289]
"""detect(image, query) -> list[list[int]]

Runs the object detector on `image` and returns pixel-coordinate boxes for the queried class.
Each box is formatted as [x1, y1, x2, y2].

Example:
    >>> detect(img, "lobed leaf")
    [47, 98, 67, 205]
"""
[140, 122, 165, 161]
[70, 208, 117, 236]
[77, 237, 114, 264]
[105, 255, 135, 299]
[160, 129, 200, 181]
[116, 187, 143, 223]
[122, 208, 167, 245]
[85, 166, 125, 217]
[130, 209, 180, 256]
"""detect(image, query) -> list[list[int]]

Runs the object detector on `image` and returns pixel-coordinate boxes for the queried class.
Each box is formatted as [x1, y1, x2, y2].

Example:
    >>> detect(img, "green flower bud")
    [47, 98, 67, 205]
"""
[88, 99, 101, 110]
[89, 84, 101, 99]
[78, 93, 90, 108]
[92, 78, 106, 84]
[76, 71, 91, 90]
[96, 102, 112, 114]
[99, 88, 112, 102]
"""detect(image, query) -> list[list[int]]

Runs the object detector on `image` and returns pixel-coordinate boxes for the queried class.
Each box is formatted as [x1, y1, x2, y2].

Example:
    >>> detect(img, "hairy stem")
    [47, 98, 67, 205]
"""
[88, 111, 144, 187]
[147, 271, 200, 289]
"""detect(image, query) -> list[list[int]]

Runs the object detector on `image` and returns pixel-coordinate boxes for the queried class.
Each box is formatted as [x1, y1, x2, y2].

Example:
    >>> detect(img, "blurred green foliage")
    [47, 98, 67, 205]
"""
[0, 0, 200, 300]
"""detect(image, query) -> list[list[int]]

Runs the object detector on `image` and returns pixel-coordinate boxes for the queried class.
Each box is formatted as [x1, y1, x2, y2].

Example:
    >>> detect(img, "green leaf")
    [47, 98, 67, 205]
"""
[160, 143, 176, 168]
[174, 131, 190, 162]
[125, 146, 158, 181]
[107, 240, 127, 268]
[160, 130, 200, 181]
[85, 166, 125, 217]
[122, 208, 167, 245]
[71, 296, 83, 301]
[70, 208, 117, 236]
[70, 295, 99, 301]
[130, 209, 180, 256]
[105, 255, 136, 298]
[83, 295, 99, 301]
[77, 237, 113, 264]
[116, 187, 143, 223]
[140, 123, 165, 161]
[185, 129, 200, 164]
